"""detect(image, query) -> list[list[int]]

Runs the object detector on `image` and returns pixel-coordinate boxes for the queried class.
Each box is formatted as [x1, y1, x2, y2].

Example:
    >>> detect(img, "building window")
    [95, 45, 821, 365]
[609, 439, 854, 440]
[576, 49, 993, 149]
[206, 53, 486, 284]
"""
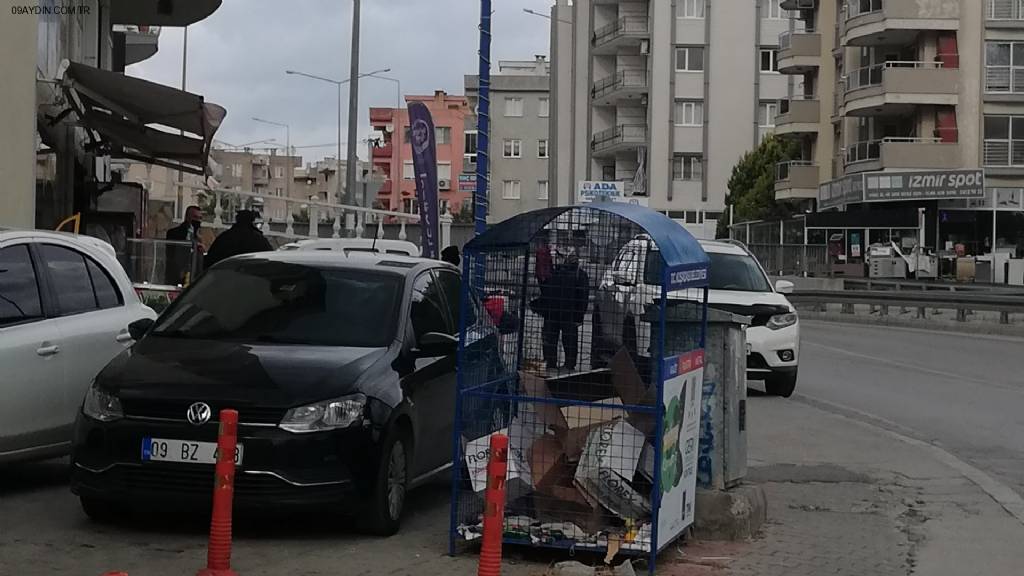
[502, 180, 521, 200]
[275, 187, 284, 197]
[675, 46, 705, 71]
[231, 164, 242, 177]
[403, 161, 415, 179]
[760, 0, 789, 20]
[436, 162, 452, 180]
[760, 49, 779, 72]
[601, 165, 616, 180]
[679, 0, 705, 18]
[504, 97, 524, 117]
[435, 126, 451, 144]
[983, 115, 1024, 166]
[985, 41, 1024, 92]
[538, 139, 549, 158]
[403, 198, 419, 214]
[538, 97, 550, 118]
[538, 180, 549, 200]
[673, 154, 703, 181]
[274, 166, 285, 179]
[503, 138, 522, 158]
[674, 100, 704, 126]
[759, 101, 778, 127]
[403, 126, 412, 143]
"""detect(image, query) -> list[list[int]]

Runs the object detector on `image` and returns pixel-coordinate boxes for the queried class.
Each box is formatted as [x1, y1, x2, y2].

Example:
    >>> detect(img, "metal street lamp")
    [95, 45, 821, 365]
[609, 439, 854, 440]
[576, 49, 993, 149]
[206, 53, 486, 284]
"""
[252, 117, 291, 204]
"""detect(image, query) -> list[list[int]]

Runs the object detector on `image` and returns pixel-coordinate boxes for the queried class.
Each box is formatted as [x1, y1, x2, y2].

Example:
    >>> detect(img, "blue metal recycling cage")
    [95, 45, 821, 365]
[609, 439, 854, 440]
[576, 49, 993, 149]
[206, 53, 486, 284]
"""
[449, 203, 708, 572]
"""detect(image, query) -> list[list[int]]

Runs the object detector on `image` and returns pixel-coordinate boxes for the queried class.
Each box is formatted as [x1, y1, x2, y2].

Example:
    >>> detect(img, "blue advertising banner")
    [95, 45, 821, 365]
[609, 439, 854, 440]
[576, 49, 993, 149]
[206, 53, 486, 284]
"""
[407, 102, 440, 259]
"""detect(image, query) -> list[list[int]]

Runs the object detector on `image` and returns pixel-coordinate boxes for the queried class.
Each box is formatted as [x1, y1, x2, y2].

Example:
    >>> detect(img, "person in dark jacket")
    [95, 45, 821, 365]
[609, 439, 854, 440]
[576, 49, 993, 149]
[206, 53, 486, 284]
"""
[539, 248, 590, 371]
[204, 210, 274, 269]
[441, 245, 461, 267]
[164, 205, 204, 285]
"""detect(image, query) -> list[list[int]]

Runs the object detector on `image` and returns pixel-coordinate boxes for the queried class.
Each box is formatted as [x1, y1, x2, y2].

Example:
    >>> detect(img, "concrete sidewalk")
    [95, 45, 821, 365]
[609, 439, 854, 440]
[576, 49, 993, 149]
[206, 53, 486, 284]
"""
[659, 394, 1024, 576]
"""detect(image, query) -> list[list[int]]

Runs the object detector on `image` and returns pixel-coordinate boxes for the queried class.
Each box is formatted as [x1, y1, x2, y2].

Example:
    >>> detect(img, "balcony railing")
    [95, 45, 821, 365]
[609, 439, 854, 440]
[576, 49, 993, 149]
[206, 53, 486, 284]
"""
[984, 66, 1024, 92]
[983, 140, 1024, 166]
[778, 93, 818, 115]
[846, 0, 883, 20]
[593, 16, 649, 47]
[592, 124, 648, 151]
[845, 60, 954, 91]
[593, 70, 648, 100]
[987, 0, 1024, 20]
[845, 137, 944, 164]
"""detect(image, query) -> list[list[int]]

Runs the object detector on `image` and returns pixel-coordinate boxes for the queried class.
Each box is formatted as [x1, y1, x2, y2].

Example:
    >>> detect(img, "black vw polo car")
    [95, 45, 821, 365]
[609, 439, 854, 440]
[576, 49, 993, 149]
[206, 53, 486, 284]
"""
[72, 251, 499, 535]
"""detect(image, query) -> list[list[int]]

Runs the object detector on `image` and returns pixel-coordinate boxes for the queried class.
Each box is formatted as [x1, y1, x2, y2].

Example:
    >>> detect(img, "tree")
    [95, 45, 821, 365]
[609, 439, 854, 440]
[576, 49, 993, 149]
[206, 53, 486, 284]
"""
[718, 134, 800, 238]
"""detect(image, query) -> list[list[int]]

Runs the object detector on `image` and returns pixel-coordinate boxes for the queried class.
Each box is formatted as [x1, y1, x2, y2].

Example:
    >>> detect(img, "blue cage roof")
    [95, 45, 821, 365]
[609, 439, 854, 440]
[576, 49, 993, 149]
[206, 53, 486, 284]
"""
[465, 203, 708, 271]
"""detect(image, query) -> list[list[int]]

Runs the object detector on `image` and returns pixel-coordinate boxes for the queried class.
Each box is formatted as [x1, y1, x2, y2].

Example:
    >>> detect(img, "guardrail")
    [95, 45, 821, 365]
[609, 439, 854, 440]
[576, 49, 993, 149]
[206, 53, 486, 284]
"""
[788, 289, 1024, 324]
[841, 278, 1024, 294]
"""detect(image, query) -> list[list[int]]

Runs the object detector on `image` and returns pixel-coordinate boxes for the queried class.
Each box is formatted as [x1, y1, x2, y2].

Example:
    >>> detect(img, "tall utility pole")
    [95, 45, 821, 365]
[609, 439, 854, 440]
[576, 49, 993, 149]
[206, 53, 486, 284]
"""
[177, 26, 188, 219]
[345, 0, 362, 236]
[474, 0, 491, 238]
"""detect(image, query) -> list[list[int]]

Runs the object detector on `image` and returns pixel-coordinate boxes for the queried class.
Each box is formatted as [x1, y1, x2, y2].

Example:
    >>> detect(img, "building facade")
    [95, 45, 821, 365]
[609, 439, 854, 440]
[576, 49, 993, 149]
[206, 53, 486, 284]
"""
[549, 0, 792, 238]
[773, 0, 1024, 258]
[369, 91, 473, 218]
[212, 149, 304, 223]
[466, 56, 552, 223]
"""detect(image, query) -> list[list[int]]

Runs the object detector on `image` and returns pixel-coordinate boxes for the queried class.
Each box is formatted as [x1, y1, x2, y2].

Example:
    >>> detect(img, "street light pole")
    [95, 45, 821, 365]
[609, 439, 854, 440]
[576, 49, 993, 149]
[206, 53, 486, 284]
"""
[346, 0, 362, 236]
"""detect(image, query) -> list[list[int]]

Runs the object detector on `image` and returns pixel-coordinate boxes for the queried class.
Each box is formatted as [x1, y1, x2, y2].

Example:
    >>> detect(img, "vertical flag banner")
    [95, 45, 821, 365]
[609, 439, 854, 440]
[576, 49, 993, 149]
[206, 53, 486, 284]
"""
[407, 101, 440, 259]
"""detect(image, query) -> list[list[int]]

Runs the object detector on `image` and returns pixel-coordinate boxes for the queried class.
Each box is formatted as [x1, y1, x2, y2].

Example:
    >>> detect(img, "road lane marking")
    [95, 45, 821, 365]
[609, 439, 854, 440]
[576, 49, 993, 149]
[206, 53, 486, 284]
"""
[794, 393, 1024, 527]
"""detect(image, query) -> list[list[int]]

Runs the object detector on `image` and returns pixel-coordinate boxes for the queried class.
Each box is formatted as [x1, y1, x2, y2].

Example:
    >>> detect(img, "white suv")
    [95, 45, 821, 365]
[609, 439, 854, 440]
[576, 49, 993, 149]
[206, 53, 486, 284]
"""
[0, 230, 156, 464]
[592, 237, 800, 397]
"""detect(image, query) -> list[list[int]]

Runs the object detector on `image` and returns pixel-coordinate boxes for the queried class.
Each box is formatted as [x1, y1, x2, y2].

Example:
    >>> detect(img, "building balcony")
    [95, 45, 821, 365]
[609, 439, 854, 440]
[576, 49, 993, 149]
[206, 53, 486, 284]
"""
[591, 124, 648, 157]
[116, 25, 161, 66]
[778, 30, 821, 74]
[775, 98, 821, 136]
[592, 70, 648, 106]
[842, 0, 959, 47]
[592, 17, 650, 55]
[781, 0, 816, 10]
[370, 108, 394, 126]
[844, 137, 961, 173]
[110, 0, 221, 26]
[775, 161, 820, 200]
[843, 62, 959, 116]
[372, 143, 394, 158]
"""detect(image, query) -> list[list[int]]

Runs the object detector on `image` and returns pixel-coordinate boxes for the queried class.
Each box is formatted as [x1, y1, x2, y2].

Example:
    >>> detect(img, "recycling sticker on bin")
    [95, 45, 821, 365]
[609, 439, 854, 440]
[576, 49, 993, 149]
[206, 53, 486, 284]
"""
[657, 350, 704, 549]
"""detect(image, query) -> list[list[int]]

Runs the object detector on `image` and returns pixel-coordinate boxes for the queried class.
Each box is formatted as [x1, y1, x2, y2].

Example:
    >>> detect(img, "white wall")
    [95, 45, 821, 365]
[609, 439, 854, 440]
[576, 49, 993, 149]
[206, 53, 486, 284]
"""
[0, 11, 38, 228]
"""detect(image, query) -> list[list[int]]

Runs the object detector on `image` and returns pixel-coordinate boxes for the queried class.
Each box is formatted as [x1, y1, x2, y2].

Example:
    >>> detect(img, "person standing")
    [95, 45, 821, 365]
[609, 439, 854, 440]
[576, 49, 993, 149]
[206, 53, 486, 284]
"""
[164, 205, 204, 285]
[441, 245, 461, 267]
[204, 210, 274, 268]
[540, 247, 590, 371]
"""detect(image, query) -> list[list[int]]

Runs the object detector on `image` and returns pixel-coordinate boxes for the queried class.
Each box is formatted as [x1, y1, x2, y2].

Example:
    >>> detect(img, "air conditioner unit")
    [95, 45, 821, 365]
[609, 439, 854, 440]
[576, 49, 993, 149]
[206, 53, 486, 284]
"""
[438, 178, 451, 190]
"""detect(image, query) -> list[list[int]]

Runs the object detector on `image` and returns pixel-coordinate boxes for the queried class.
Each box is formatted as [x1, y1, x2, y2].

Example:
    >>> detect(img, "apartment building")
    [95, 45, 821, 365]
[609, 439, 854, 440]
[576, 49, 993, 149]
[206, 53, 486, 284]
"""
[549, 0, 792, 238]
[369, 91, 473, 217]
[211, 149, 304, 223]
[466, 56, 552, 223]
[774, 0, 1024, 258]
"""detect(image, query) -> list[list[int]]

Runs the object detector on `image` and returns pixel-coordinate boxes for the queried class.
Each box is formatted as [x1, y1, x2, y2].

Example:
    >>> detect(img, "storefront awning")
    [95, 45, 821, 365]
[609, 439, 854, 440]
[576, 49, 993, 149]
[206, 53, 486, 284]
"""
[60, 61, 226, 175]
[110, 0, 222, 26]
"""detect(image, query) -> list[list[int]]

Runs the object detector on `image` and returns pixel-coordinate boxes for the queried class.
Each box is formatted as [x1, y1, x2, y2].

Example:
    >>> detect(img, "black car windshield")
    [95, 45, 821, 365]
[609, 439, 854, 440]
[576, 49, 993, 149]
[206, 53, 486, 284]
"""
[708, 253, 772, 292]
[151, 261, 403, 347]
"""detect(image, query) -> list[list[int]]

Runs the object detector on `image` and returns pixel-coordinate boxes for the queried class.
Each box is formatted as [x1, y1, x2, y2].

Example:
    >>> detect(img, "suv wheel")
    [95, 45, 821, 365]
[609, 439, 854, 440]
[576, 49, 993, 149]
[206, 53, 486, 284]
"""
[765, 370, 798, 398]
[364, 429, 410, 536]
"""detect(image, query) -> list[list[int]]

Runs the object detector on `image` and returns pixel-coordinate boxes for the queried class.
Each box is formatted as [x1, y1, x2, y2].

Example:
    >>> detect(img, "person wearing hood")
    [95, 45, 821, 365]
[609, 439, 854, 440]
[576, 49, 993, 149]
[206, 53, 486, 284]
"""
[538, 246, 590, 371]
[204, 210, 274, 269]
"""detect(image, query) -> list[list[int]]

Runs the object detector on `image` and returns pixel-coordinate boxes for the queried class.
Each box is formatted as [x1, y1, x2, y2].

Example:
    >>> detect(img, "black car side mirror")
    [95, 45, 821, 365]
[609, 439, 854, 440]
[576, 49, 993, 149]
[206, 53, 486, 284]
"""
[414, 332, 458, 357]
[128, 318, 155, 341]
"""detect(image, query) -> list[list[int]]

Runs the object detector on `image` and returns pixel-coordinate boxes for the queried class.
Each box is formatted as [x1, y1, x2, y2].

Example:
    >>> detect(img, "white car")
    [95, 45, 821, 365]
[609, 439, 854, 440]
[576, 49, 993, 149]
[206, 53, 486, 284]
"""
[0, 230, 156, 464]
[593, 237, 800, 397]
[279, 238, 421, 257]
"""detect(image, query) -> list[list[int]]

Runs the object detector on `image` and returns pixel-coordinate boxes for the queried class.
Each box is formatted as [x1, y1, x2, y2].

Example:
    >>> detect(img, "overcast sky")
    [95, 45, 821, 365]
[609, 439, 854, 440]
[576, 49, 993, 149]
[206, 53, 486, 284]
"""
[128, 0, 554, 164]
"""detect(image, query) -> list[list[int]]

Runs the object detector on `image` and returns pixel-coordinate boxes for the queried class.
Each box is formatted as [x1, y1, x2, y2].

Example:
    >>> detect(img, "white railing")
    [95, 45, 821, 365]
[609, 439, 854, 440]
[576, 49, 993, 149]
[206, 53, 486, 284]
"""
[987, 0, 1024, 20]
[983, 140, 1024, 166]
[845, 60, 953, 91]
[984, 66, 1024, 92]
[845, 137, 945, 164]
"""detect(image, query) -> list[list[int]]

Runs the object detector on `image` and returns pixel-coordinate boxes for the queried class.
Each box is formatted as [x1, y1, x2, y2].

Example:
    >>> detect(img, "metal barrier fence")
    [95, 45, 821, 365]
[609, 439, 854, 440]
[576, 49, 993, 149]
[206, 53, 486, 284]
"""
[788, 289, 1024, 323]
[745, 244, 829, 277]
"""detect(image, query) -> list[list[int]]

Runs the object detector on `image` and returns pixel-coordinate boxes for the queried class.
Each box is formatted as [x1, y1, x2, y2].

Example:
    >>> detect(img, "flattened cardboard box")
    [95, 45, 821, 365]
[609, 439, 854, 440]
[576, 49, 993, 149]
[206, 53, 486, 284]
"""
[573, 418, 651, 521]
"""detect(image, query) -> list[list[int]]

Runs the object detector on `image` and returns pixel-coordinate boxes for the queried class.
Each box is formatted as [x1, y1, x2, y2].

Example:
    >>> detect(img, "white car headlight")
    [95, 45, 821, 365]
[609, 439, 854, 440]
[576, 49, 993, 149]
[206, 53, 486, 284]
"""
[766, 312, 798, 330]
[83, 386, 124, 422]
[280, 394, 367, 433]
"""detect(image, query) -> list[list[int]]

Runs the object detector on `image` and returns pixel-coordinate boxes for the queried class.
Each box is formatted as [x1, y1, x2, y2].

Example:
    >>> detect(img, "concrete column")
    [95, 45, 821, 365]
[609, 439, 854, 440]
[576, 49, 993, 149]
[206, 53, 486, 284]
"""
[0, 12, 38, 228]
[648, 0, 673, 209]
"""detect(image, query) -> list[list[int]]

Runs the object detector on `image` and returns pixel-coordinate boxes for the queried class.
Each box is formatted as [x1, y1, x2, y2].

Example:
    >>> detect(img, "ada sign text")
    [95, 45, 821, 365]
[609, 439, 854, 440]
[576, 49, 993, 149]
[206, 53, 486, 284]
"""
[578, 181, 625, 203]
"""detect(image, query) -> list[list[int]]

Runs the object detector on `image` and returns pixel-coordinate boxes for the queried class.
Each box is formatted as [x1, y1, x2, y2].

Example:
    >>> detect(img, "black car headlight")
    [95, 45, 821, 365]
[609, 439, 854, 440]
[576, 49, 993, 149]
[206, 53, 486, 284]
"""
[766, 312, 798, 331]
[279, 394, 367, 433]
[82, 385, 124, 422]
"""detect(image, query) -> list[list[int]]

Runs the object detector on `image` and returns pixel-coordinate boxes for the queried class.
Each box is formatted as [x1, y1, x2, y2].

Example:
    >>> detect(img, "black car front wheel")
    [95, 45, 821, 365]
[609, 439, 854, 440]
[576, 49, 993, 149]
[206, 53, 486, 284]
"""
[364, 429, 410, 536]
[765, 370, 798, 398]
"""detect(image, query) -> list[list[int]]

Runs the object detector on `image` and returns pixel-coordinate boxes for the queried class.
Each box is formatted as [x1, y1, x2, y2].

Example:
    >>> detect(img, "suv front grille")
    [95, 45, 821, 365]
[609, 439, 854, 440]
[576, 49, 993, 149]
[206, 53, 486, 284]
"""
[121, 400, 285, 425]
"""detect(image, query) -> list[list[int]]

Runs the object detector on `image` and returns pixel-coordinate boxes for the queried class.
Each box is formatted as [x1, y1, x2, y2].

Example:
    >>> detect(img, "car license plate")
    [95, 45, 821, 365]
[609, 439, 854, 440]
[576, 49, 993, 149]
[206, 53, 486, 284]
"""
[142, 437, 243, 465]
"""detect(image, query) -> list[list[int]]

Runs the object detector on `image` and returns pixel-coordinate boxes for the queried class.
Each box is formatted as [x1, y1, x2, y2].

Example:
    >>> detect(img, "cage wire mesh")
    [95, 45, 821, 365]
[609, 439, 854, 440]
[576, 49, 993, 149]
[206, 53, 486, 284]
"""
[451, 205, 708, 566]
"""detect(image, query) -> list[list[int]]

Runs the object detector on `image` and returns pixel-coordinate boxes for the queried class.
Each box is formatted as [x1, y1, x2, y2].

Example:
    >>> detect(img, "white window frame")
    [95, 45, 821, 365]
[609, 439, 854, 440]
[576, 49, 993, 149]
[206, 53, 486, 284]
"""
[274, 187, 284, 197]
[502, 179, 521, 200]
[437, 162, 452, 180]
[674, 100, 704, 126]
[538, 180, 549, 201]
[983, 114, 1024, 166]
[673, 154, 703, 181]
[538, 97, 550, 118]
[503, 138, 523, 158]
[232, 163, 243, 177]
[679, 0, 705, 18]
[675, 46, 705, 72]
[759, 101, 778, 127]
[435, 126, 452, 145]
[760, 49, 779, 73]
[403, 161, 415, 180]
[537, 139, 549, 158]
[504, 97, 524, 117]
[760, 0, 788, 20]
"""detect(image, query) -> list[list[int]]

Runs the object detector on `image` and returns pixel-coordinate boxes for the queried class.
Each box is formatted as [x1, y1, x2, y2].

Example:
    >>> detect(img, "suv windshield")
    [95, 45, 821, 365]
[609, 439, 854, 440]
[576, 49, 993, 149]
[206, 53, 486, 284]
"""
[151, 260, 403, 347]
[708, 252, 771, 292]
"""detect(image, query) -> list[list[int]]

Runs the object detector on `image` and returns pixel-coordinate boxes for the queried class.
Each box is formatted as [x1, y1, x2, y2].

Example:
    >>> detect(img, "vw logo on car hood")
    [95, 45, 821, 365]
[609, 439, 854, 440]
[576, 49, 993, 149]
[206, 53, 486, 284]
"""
[186, 402, 212, 426]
